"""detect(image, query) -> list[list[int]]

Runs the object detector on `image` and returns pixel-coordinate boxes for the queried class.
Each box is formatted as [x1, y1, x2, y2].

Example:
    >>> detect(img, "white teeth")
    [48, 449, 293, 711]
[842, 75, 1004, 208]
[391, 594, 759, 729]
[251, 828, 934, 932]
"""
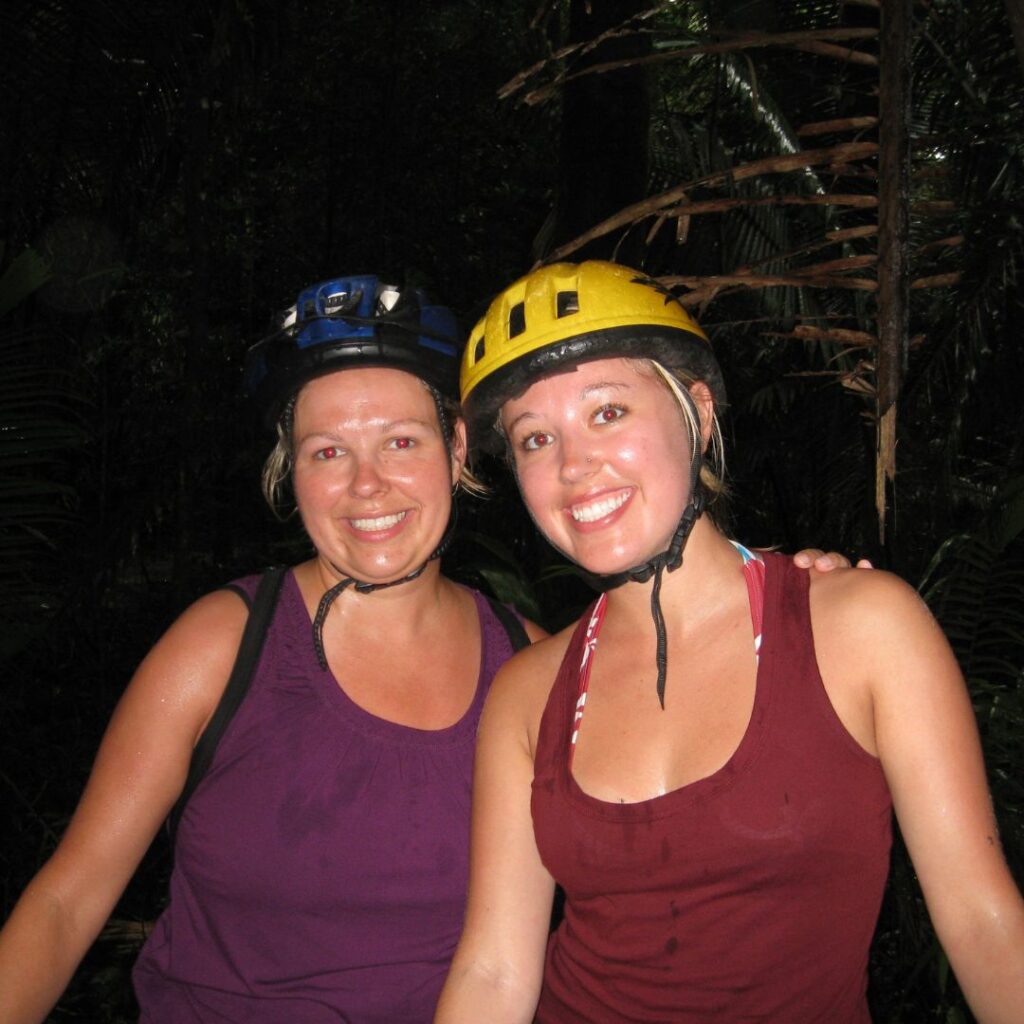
[570, 491, 629, 523]
[351, 511, 406, 531]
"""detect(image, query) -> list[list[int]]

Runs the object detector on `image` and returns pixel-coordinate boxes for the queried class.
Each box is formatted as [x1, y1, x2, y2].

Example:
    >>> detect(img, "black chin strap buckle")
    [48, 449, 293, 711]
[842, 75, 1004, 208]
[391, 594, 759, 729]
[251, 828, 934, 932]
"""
[665, 488, 705, 573]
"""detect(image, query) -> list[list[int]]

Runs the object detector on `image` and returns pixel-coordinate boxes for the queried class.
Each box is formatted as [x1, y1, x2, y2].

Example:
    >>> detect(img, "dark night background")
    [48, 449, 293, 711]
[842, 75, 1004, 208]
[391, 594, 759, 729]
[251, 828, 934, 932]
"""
[1, 1, 1022, 1020]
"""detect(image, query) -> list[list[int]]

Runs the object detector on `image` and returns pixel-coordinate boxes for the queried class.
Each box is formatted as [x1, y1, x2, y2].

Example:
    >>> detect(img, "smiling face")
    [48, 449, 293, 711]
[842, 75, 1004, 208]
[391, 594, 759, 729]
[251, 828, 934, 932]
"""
[291, 367, 465, 585]
[500, 357, 702, 576]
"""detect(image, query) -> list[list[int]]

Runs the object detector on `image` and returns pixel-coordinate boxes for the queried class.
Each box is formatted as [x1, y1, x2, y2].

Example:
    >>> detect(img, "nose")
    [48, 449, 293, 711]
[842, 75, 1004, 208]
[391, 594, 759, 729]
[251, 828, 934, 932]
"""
[559, 434, 599, 484]
[349, 454, 388, 498]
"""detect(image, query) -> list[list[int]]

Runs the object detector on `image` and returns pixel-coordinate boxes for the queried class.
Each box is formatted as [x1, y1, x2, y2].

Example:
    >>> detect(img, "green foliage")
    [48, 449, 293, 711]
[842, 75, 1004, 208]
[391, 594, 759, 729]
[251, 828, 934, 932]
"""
[0, 245, 89, 660]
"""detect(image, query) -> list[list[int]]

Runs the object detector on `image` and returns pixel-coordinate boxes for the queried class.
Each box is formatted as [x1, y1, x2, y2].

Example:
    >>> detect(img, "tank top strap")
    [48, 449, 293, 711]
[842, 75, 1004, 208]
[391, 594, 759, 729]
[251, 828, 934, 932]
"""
[730, 541, 766, 659]
[534, 598, 603, 779]
[566, 544, 767, 762]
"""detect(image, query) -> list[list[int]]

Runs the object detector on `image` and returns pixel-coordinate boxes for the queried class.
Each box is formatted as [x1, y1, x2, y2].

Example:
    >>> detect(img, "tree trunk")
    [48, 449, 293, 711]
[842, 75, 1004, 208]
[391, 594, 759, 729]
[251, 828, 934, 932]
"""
[1005, 0, 1024, 80]
[177, 80, 211, 597]
[875, 0, 913, 542]
[545, 0, 652, 264]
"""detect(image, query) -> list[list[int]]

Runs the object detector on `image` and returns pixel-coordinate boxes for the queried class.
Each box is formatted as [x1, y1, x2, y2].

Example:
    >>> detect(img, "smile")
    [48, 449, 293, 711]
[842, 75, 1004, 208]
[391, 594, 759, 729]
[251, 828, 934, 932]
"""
[350, 511, 407, 531]
[570, 489, 631, 523]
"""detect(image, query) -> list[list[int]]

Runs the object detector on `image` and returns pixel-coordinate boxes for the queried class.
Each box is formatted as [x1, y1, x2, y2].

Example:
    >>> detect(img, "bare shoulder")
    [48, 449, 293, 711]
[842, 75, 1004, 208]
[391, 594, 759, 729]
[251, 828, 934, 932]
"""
[482, 617, 581, 751]
[492, 617, 578, 697]
[36, 581, 264, 890]
[124, 583, 253, 738]
[808, 565, 959, 695]
[808, 564, 936, 637]
[807, 566, 962, 755]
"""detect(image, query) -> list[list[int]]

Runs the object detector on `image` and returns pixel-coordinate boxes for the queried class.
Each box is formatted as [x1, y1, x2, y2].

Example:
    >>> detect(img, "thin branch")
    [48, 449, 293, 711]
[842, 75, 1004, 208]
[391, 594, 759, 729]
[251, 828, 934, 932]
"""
[647, 196, 877, 245]
[546, 141, 879, 261]
[499, 6, 660, 100]
[798, 116, 879, 136]
[792, 41, 879, 66]
[506, 27, 879, 104]
[794, 254, 877, 275]
[735, 225, 879, 275]
[828, 225, 880, 241]
[664, 272, 879, 295]
[910, 272, 962, 288]
[917, 234, 964, 253]
[766, 325, 879, 346]
[661, 193, 879, 216]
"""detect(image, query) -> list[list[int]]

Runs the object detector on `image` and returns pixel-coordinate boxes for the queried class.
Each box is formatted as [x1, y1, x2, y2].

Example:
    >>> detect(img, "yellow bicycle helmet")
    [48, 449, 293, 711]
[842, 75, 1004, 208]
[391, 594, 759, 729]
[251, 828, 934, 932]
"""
[460, 260, 723, 451]
[461, 260, 727, 709]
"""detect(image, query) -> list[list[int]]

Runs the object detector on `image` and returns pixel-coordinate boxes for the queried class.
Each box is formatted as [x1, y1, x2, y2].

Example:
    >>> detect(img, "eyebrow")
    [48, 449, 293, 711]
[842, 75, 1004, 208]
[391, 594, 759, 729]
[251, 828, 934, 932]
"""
[578, 380, 631, 400]
[382, 417, 437, 432]
[505, 381, 632, 435]
[295, 417, 437, 446]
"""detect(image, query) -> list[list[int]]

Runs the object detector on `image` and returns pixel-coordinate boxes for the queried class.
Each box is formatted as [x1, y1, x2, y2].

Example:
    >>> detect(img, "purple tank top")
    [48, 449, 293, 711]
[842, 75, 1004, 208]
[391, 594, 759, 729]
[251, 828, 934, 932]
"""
[133, 572, 520, 1023]
[532, 553, 893, 1022]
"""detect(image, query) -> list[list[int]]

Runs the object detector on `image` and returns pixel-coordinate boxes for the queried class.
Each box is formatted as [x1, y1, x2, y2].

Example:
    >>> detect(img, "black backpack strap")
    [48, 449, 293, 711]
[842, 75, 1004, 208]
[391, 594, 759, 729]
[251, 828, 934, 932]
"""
[167, 566, 288, 846]
[484, 595, 530, 653]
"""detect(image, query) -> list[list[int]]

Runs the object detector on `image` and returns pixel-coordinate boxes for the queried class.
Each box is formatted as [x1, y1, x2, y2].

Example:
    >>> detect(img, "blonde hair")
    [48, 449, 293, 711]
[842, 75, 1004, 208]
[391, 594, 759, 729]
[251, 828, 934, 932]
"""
[646, 360, 728, 511]
[259, 387, 485, 517]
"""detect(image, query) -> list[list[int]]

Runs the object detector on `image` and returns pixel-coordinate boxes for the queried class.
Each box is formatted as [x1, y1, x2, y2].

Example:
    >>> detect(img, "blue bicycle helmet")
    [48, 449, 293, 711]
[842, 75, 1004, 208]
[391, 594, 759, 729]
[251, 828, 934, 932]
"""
[245, 275, 461, 427]
[244, 275, 464, 666]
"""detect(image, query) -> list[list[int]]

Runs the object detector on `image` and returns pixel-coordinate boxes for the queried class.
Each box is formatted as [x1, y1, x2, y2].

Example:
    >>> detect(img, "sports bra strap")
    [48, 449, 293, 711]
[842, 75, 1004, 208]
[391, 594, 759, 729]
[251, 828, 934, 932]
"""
[570, 547, 765, 759]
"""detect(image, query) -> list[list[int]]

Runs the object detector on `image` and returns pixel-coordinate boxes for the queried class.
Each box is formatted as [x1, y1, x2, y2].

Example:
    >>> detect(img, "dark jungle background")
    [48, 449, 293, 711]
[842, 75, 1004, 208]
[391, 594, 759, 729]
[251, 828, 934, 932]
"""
[1, 1, 1022, 1020]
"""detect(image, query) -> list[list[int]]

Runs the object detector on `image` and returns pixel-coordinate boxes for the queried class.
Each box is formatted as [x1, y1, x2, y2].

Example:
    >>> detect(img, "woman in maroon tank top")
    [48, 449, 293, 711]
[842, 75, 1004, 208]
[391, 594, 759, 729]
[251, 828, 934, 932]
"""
[437, 261, 1024, 1023]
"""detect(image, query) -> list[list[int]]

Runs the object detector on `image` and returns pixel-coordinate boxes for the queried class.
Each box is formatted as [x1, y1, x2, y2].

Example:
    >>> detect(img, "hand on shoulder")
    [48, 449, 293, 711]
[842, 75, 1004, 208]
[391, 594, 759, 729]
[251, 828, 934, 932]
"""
[792, 547, 874, 571]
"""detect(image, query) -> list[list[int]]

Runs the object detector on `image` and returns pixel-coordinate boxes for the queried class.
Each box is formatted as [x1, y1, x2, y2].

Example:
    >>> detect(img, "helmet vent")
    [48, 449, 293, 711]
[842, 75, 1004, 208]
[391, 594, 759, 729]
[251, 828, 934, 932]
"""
[556, 291, 579, 317]
[474, 336, 486, 363]
[508, 302, 526, 339]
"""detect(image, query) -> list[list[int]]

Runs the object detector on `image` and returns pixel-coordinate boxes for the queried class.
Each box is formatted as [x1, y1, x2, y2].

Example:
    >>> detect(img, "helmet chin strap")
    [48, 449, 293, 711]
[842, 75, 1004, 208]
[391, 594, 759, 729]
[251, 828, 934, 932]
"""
[311, 505, 458, 671]
[598, 390, 706, 709]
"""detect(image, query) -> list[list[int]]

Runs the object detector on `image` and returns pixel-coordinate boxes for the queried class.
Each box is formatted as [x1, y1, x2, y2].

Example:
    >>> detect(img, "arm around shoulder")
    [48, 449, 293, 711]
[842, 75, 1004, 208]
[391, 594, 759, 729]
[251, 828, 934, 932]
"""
[435, 639, 562, 1023]
[0, 587, 249, 1024]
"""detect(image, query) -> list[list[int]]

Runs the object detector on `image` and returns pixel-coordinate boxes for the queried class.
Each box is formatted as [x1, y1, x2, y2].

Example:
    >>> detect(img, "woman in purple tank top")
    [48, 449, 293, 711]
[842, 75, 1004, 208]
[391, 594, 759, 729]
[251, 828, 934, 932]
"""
[438, 261, 1024, 1023]
[0, 274, 551, 1024]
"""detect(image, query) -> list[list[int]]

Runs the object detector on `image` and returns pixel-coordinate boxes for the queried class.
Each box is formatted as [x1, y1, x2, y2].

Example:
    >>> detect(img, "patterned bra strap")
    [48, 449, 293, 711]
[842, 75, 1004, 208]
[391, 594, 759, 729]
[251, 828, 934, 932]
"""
[570, 543, 766, 761]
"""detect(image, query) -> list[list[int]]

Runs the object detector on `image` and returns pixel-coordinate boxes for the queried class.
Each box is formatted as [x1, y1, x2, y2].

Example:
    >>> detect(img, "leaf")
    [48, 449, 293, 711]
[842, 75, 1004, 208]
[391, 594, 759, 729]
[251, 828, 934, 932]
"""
[0, 247, 52, 318]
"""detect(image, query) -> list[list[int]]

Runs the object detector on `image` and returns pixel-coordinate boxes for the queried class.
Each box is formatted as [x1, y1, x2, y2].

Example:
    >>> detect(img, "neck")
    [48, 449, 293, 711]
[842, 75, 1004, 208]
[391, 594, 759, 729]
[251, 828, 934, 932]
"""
[603, 518, 742, 631]
[306, 555, 452, 630]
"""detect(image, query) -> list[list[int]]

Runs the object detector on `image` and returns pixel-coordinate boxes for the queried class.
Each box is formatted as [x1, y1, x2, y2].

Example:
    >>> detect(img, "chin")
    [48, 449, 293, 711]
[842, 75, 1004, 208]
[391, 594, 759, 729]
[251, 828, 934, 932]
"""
[556, 542, 646, 577]
[562, 530, 679, 577]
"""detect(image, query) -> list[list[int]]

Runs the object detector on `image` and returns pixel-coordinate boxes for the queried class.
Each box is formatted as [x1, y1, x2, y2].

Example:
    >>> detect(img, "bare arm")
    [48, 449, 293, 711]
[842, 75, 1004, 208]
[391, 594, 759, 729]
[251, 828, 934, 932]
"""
[816, 571, 1024, 1023]
[435, 645, 558, 1023]
[0, 589, 248, 1024]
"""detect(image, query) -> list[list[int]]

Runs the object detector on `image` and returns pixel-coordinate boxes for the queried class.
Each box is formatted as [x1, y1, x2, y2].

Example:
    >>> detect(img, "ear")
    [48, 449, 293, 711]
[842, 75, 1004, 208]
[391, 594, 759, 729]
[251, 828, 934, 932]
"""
[450, 417, 468, 486]
[687, 381, 715, 452]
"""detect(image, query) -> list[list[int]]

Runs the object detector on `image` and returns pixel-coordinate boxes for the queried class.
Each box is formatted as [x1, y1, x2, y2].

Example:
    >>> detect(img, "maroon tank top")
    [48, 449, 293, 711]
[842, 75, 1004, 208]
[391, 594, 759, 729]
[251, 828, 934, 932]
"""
[531, 552, 892, 1023]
